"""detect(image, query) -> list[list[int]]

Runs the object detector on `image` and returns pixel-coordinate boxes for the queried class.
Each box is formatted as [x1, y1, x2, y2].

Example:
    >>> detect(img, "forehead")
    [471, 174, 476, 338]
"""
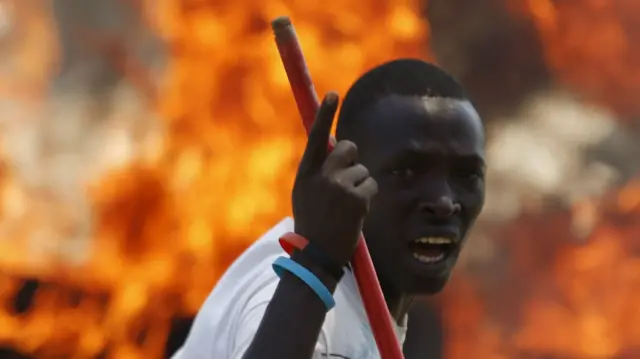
[353, 95, 485, 158]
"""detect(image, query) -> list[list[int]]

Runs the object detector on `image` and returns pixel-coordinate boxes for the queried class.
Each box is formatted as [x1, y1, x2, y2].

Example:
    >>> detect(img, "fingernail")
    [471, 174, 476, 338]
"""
[324, 91, 338, 104]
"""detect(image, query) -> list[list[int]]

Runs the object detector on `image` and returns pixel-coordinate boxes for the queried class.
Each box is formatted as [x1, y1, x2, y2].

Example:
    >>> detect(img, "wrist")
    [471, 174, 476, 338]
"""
[291, 251, 339, 292]
[280, 232, 347, 281]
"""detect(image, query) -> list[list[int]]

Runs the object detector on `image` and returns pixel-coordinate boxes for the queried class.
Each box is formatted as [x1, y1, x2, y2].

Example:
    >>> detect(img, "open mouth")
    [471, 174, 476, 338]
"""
[408, 237, 456, 264]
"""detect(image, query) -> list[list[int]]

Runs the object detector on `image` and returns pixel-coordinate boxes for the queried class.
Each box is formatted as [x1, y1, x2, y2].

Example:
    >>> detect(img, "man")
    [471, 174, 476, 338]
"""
[173, 59, 486, 359]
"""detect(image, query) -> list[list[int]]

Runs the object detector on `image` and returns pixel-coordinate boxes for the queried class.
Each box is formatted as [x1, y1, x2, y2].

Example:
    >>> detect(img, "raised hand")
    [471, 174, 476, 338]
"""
[292, 92, 378, 267]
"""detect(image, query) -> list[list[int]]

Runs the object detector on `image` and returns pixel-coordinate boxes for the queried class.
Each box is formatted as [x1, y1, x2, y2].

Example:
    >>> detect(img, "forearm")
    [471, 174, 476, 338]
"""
[241, 253, 337, 359]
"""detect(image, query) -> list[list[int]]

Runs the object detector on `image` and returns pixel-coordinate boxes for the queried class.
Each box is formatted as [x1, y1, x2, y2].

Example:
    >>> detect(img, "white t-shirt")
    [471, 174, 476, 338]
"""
[172, 217, 407, 359]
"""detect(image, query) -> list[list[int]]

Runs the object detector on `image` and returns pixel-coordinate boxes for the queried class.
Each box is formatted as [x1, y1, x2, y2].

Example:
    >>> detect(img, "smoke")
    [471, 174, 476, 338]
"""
[0, 0, 163, 266]
[484, 88, 620, 221]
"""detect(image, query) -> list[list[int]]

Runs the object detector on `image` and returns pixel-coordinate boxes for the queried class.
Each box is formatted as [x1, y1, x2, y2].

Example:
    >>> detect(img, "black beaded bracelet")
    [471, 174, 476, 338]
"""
[299, 242, 345, 281]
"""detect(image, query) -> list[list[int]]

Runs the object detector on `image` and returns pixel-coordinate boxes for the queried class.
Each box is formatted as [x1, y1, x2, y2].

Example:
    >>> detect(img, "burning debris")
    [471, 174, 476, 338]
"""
[0, 0, 638, 358]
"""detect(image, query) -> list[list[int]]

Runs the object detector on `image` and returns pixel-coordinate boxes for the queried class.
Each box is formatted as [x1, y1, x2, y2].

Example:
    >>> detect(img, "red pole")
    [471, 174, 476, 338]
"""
[271, 16, 405, 359]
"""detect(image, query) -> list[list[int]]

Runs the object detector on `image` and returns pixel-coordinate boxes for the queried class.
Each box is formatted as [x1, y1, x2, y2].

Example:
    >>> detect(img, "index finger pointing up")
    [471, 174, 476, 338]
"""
[297, 92, 339, 175]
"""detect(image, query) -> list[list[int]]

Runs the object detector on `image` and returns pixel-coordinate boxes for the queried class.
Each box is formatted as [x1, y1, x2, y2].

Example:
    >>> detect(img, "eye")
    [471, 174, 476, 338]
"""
[391, 167, 415, 178]
[460, 169, 483, 182]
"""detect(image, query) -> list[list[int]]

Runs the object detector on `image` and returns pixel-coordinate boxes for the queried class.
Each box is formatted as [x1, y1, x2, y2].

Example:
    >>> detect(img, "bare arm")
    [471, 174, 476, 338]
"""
[241, 252, 336, 359]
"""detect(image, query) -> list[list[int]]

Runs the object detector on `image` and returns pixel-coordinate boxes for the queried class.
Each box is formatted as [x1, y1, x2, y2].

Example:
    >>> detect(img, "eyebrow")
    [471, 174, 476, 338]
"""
[401, 148, 486, 167]
[457, 154, 487, 170]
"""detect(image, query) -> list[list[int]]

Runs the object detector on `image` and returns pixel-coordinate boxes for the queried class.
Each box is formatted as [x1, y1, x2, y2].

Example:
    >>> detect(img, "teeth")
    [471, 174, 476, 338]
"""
[412, 252, 445, 263]
[414, 237, 452, 244]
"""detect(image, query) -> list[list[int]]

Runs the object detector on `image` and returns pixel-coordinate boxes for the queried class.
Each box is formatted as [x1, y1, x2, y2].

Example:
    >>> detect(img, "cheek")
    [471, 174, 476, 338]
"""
[370, 186, 413, 215]
[458, 190, 485, 219]
[366, 195, 404, 233]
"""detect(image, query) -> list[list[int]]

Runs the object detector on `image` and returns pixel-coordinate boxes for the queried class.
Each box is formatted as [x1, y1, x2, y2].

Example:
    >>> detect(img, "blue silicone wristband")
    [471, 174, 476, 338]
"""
[272, 256, 336, 311]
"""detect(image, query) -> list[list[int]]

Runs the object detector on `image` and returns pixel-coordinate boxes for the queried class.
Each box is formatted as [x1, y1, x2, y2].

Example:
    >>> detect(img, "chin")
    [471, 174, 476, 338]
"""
[389, 269, 452, 295]
[404, 276, 450, 295]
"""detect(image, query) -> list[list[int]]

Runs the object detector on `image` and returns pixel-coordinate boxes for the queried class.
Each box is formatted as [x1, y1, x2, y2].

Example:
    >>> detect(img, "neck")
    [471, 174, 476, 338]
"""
[380, 279, 414, 325]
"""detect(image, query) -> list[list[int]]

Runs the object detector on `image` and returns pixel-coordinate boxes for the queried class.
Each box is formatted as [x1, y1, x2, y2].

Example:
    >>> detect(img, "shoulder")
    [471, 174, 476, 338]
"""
[218, 216, 294, 277]
[195, 216, 296, 315]
[174, 217, 294, 358]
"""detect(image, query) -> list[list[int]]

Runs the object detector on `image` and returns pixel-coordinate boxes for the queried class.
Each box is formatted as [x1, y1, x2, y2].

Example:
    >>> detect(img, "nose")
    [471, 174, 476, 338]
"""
[419, 196, 461, 218]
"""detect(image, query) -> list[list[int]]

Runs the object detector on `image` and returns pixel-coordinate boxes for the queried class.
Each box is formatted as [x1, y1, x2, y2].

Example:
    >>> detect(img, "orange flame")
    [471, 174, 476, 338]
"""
[442, 181, 640, 358]
[0, 0, 428, 357]
[0, 0, 59, 98]
[1, 0, 639, 358]
[522, 0, 640, 116]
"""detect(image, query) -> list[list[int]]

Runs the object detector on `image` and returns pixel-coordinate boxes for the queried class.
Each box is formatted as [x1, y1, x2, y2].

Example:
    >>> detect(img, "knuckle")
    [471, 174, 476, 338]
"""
[354, 163, 369, 177]
[327, 175, 341, 188]
[351, 190, 368, 202]
[326, 172, 347, 188]
[336, 140, 358, 156]
[359, 178, 378, 199]
[369, 176, 378, 188]
[370, 179, 379, 195]
[341, 140, 358, 152]
[353, 184, 373, 201]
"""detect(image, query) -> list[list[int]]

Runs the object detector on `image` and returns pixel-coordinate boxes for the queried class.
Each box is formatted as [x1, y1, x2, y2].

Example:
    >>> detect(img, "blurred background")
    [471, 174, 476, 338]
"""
[0, 0, 638, 358]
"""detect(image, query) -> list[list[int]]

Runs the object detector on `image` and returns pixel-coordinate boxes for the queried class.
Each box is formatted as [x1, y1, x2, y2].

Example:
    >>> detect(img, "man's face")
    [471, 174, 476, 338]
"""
[348, 94, 486, 294]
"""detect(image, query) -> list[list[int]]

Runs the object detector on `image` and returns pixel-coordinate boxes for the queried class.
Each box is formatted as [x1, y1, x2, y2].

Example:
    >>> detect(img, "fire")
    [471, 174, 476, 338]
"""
[437, 2, 640, 357]
[148, 0, 428, 315]
[0, 0, 427, 357]
[441, 181, 640, 358]
[522, 0, 640, 117]
[0, 0, 58, 98]
[0, 0, 639, 358]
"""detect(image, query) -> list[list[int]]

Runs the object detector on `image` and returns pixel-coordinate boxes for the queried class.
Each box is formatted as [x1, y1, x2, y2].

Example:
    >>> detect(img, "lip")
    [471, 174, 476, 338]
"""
[405, 227, 460, 275]
[405, 249, 454, 275]
[408, 227, 460, 244]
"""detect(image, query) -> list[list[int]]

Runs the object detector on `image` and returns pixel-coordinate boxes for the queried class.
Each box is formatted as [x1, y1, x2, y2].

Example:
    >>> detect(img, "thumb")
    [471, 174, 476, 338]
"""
[298, 92, 339, 174]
